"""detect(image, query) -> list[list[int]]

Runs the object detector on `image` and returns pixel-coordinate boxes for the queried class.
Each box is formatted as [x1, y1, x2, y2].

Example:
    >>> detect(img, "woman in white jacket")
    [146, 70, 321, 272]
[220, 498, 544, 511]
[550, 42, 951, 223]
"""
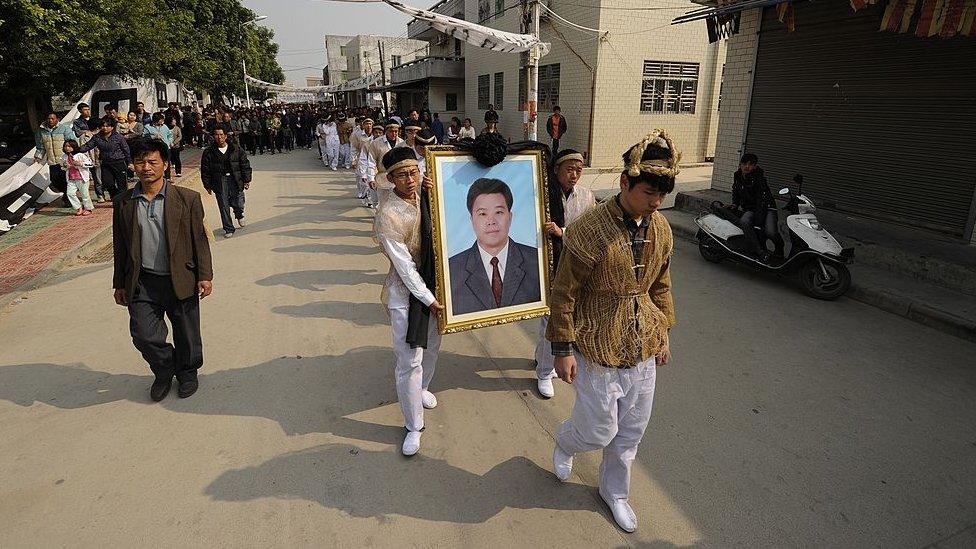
[60, 139, 95, 215]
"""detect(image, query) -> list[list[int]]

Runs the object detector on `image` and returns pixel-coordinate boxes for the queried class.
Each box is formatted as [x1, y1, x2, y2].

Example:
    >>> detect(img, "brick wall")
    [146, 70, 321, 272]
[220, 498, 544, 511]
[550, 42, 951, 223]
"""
[589, 0, 725, 167]
[710, 8, 761, 192]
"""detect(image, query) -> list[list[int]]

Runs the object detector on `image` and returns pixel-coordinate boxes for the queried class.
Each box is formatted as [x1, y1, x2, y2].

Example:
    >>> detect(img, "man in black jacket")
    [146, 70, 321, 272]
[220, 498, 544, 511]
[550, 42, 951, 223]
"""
[731, 153, 779, 261]
[200, 125, 252, 238]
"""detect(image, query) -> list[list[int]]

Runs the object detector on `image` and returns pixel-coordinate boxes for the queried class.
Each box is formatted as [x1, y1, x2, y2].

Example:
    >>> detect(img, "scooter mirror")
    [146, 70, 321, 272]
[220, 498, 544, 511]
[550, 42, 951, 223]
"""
[779, 187, 790, 195]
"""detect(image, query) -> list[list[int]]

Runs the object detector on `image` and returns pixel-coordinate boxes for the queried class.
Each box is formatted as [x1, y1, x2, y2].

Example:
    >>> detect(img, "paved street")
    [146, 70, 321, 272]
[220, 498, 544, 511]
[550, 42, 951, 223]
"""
[2, 149, 975, 548]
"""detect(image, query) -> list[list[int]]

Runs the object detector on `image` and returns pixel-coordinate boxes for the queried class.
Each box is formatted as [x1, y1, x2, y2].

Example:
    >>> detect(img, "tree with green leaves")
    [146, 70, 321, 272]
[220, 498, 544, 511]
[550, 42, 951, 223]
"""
[0, 0, 284, 127]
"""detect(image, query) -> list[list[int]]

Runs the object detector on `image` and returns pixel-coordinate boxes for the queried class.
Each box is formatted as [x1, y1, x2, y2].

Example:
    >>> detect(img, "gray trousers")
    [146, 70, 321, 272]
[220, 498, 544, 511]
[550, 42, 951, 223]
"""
[534, 315, 556, 380]
[128, 272, 203, 380]
[556, 352, 656, 501]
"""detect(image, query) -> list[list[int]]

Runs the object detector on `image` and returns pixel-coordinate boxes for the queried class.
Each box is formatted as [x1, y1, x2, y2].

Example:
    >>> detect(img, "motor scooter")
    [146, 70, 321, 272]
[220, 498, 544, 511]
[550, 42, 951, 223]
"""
[695, 174, 854, 299]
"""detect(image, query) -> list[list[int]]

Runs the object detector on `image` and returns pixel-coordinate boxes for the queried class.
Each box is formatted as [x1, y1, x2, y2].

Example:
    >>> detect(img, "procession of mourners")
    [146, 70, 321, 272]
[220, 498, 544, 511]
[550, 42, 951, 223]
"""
[27, 95, 681, 534]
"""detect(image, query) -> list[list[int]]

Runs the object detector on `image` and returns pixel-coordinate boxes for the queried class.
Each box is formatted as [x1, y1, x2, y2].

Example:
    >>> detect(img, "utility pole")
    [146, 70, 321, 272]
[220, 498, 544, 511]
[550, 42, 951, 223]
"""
[242, 59, 251, 107]
[528, 0, 541, 141]
[378, 41, 390, 115]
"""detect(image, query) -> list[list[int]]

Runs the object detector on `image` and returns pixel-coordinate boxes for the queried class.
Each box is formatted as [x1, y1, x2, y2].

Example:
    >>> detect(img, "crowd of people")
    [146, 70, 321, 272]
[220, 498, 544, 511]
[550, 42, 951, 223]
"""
[40, 95, 678, 534]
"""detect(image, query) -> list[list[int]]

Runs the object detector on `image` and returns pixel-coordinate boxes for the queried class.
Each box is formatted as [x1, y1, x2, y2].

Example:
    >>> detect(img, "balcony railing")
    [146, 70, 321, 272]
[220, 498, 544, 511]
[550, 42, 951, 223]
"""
[407, 0, 464, 40]
[390, 56, 464, 85]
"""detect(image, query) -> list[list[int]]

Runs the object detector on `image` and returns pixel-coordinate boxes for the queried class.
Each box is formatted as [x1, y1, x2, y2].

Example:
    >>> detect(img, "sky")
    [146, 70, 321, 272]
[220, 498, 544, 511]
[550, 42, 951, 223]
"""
[242, 0, 413, 85]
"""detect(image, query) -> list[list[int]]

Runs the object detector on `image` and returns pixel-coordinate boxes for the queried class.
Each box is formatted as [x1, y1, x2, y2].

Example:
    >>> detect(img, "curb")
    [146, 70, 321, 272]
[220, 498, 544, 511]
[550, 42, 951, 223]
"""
[664, 211, 976, 343]
[0, 221, 114, 312]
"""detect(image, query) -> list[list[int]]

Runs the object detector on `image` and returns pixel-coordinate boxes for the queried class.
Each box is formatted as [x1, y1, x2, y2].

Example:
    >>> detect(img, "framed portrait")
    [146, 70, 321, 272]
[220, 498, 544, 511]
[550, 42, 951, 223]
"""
[426, 146, 552, 334]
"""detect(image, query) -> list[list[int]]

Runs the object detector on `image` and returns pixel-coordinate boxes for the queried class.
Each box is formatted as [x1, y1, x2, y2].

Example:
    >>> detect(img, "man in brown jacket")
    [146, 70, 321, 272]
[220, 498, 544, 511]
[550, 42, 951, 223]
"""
[113, 138, 213, 401]
[547, 130, 678, 534]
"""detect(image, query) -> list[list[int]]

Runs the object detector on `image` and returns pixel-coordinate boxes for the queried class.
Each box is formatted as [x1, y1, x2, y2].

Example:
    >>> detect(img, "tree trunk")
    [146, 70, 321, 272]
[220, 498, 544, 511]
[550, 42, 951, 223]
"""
[25, 94, 40, 132]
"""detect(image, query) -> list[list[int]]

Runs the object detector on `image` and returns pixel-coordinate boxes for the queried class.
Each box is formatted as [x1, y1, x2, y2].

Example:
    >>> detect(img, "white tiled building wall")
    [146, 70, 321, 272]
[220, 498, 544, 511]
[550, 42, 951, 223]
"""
[462, 0, 724, 167]
[709, 8, 761, 192]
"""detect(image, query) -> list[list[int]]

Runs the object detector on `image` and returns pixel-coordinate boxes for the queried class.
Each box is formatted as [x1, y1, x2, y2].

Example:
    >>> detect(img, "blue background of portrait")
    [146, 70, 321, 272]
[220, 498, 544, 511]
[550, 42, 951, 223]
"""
[439, 157, 542, 257]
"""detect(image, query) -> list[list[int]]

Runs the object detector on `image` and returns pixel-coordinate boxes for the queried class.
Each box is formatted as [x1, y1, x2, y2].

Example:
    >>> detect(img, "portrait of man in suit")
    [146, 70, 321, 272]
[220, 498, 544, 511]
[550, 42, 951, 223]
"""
[448, 178, 541, 315]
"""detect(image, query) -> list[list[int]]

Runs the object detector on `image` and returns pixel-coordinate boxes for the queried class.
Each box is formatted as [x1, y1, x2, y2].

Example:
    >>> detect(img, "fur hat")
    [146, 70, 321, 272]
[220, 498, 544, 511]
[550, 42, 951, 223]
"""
[623, 130, 681, 179]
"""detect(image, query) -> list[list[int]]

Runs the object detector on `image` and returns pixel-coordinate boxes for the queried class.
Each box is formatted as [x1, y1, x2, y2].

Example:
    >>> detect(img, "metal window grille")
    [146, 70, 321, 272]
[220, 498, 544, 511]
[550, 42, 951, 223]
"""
[446, 93, 458, 112]
[494, 72, 504, 110]
[639, 60, 699, 115]
[479, 0, 491, 22]
[478, 74, 490, 110]
[539, 63, 560, 112]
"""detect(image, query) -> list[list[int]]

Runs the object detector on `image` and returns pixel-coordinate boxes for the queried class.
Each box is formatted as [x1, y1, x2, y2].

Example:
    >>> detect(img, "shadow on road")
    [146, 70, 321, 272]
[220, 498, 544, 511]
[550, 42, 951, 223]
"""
[205, 443, 607, 524]
[270, 243, 378, 255]
[0, 348, 525, 445]
[270, 300, 387, 324]
[255, 269, 386, 291]
[270, 228, 375, 240]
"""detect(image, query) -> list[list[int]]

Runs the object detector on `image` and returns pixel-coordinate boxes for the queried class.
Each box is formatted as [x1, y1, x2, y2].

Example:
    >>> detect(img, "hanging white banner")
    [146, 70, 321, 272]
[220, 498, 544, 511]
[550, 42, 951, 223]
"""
[245, 72, 382, 94]
[327, 0, 550, 55]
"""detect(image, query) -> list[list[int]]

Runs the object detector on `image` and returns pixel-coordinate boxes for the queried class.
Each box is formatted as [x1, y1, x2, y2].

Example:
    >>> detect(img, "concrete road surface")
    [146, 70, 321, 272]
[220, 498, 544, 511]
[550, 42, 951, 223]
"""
[1, 150, 974, 548]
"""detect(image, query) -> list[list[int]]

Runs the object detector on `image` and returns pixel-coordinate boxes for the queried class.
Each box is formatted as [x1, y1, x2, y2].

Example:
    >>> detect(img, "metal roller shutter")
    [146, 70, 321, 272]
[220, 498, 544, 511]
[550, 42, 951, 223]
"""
[744, 0, 976, 237]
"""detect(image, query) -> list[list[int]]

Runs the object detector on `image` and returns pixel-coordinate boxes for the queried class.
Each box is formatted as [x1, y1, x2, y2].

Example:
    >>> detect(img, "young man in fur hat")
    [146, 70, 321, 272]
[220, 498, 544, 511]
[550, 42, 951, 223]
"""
[548, 131, 678, 533]
[534, 148, 596, 399]
[373, 146, 445, 456]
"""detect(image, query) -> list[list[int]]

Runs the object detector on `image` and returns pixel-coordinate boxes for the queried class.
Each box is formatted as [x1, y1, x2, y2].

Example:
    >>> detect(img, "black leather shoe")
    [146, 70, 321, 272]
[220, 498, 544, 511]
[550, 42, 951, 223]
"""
[177, 371, 199, 398]
[150, 377, 172, 402]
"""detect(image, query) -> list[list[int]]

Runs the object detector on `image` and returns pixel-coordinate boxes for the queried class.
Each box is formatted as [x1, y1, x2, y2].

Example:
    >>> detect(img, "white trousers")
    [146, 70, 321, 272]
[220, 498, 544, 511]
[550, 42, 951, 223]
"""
[390, 307, 442, 432]
[555, 352, 656, 501]
[534, 315, 555, 380]
[356, 176, 368, 199]
[338, 143, 352, 168]
[320, 138, 340, 169]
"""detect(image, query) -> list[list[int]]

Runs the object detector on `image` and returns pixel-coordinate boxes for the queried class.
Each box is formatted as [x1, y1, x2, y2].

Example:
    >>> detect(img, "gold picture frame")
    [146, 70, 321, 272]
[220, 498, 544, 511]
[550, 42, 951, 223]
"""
[425, 145, 553, 334]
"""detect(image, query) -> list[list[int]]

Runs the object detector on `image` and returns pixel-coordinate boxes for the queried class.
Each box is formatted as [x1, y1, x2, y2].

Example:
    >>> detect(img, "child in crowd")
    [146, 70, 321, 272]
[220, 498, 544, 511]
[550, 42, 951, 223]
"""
[60, 140, 94, 216]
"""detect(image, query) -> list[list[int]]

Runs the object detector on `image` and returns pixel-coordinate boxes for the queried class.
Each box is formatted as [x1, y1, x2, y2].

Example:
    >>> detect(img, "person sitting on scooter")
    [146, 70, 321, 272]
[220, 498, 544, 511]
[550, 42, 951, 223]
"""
[730, 153, 779, 262]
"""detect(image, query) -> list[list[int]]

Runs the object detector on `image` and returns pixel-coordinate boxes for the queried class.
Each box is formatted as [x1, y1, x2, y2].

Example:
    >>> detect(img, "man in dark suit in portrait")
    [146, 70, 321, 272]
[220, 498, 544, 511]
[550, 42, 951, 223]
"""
[113, 138, 213, 402]
[448, 178, 541, 315]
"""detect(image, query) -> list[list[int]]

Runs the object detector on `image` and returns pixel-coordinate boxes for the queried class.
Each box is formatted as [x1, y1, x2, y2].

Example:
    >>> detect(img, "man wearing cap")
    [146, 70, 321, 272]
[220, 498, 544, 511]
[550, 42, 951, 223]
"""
[317, 115, 340, 170]
[411, 128, 436, 177]
[367, 121, 406, 208]
[373, 146, 445, 456]
[362, 122, 386, 208]
[548, 131, 678, 534]
[534, 148, 596, 399]
[351, 117, 372, 202]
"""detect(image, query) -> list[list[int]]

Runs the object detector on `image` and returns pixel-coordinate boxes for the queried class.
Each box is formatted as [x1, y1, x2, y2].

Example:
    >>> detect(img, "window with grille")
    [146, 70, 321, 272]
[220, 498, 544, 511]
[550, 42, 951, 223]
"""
[446, 93, 458, 112]
[494, 72, 504, 110]
[539, 63, 560, 112]
[495, 0, 505, 19]
[391, 55, 402, 67]
[640, 60, 699, 114]
[479, 0, 491, 22]
[478, 74, 490, 110]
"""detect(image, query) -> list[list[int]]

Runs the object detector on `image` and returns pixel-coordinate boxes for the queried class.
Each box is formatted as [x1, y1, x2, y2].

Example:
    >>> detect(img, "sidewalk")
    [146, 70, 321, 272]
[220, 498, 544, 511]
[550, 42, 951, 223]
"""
[583, 164, 712, 210]
[667, 189, 976, 342]
[0, 150, 202, 309]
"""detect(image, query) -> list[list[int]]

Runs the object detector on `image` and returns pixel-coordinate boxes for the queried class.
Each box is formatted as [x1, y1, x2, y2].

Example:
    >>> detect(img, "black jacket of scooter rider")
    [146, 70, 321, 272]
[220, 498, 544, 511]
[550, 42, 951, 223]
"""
[732, 154, 780, 257]
[732, 163, 774, 213]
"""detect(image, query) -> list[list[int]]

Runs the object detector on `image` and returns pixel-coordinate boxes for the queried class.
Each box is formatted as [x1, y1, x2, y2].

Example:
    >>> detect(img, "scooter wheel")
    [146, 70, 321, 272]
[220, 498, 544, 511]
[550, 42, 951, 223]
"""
[697, 231, 726, 263]
[799, 259, 851, 300]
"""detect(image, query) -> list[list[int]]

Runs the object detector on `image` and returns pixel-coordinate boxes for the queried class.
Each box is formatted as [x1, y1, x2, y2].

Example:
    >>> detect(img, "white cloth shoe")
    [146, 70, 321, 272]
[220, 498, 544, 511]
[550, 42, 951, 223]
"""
[602, 495, 638, 533]
[237, 217, 245, 227]
[537, 377, 555, 399]
[402, 431, 422, 456]
[422, 390, 438, 409]
[553, 445, 573, 482]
